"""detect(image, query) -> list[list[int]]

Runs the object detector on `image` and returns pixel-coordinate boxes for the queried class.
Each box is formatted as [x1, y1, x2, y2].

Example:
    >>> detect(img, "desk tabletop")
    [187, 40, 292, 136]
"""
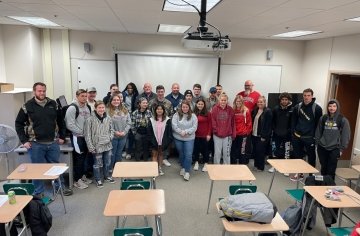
[206, 164, 256, 181]
[0, 195, 32, 223]
[112, 161, 159, 178]
[7, 163, 67, 180]
[304, 186, 360, 208]
[267, 159, 319, 174]
[103, 189, 165, 217]
[352, 165, 360, 172]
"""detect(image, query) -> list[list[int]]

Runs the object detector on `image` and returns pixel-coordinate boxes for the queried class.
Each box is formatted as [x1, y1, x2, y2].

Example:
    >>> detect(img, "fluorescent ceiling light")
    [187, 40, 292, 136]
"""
[272, 30, 322, 38]
[345, 16, 360, 22]
[163, 0, 222, 13]
[7, 16, 60, 27]
[158, 24, 191, 33]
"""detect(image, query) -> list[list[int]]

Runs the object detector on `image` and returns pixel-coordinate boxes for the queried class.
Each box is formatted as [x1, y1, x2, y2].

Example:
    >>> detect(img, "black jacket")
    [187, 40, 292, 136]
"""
[15, 97, 66, 143]
[251, 107, 273, 139]
[272, 104, 293, 137]
[147, 118, 173, 150]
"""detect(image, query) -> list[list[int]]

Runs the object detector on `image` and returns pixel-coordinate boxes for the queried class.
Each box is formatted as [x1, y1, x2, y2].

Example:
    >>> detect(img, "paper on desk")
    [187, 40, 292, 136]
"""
[0, 195, 8, 207]
[44, 166, 69, 176]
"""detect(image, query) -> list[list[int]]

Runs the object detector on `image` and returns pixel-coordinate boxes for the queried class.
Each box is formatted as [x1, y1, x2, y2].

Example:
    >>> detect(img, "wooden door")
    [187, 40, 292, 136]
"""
[335, 75, 360, 160]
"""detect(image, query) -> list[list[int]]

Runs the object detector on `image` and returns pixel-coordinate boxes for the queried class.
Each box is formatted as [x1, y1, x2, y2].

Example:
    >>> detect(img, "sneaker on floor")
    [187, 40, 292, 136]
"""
[63, 188, 73, 196]
[74, 179, 89, 189]
[122, 152, 127, 158]
[82, 174, 93, 184]
[202, 164, 207, 172]
[184, 172, 190, 181]
[180, 168, 185, 176]
[290, 173, 304, 181]
[268, 167, 275, 173]
[96, 180, 104, 188]
[159, 167, 164, 176]
[193, 161, 199, 171]
[283, 173, 290, 177]
[105, 177, 116, 184]
[125, 154, 131, 160]
[163, 159, 171, 167]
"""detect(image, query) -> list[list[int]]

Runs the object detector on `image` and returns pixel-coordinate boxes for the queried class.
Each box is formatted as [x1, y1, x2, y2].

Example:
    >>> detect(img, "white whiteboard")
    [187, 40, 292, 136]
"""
[77, 60, 116, 99]
[219, 64, 282, 104]
[117, 53, 218, 94]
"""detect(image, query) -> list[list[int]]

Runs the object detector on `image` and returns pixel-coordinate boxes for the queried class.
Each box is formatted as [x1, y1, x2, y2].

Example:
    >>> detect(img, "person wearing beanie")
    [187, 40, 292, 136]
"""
[315, 99, 350, 180]
[180, 89, 195, 111]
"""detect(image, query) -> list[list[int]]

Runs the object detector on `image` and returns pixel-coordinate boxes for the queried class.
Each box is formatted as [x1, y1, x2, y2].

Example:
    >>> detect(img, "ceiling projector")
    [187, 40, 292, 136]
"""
[182, 31, 231, 51]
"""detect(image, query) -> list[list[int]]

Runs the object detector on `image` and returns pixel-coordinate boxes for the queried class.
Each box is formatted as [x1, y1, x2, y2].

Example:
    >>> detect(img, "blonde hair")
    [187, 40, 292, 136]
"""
[233, 95, 248, 113]
[107, 94, 128, 116]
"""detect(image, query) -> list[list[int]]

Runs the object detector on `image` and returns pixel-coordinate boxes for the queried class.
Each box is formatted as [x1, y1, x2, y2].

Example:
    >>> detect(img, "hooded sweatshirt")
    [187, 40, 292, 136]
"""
[272, 102, 293, 137]
[211, 104, 236, 139]
[315, 99, 351, 151]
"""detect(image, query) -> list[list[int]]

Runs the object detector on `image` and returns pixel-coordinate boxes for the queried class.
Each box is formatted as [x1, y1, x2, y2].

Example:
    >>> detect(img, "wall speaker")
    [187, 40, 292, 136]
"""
[84, 43, 92, 53]
[266, 49, 273, 60]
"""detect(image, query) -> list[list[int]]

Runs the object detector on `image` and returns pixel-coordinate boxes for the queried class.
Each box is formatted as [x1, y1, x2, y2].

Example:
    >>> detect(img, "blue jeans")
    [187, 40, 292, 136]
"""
[92, 151, 111, 182]
[111, 136, 127, 171]
[29, 141, 64, 195]
[174, 139, 194, 173]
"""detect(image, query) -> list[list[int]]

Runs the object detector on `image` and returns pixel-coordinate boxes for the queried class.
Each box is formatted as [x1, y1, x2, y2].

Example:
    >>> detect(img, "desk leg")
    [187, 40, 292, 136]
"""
[19, 210, 28, 236]
[301, 198, 315, 236]
[4, 222, 11, 236]
[57, 178, 67, 214]
[68, 152, 74, 190]
[355, 175, 360, 192]
[116, 216, 119, 228]
[207, 180, 214, 214]
[155, 215, 162, 236]
[296, 173, 300, 189]
[152, 177, 156, 189]
[267, 171, 276, 196]
[337, 208, 343, 227]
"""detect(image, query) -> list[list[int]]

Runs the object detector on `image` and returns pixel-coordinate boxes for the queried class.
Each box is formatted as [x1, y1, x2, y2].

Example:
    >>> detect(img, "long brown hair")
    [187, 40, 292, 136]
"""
[233, 95, 248, 113]
[194, 98, 209, 116]
[178, 101, 193, 120]
[107, 94, 128, 117]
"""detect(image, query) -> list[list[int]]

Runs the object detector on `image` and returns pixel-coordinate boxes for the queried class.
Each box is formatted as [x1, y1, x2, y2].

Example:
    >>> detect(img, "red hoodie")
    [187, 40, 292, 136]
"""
[234, 109, 252, 136]
[195, 113, 212, 138]
[211, 104, 236, 139]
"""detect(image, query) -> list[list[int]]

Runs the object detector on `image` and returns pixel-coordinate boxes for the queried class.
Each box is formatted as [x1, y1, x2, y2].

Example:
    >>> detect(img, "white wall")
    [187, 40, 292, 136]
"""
[0, 25, 42, 88]
[0, 25, 6, 82]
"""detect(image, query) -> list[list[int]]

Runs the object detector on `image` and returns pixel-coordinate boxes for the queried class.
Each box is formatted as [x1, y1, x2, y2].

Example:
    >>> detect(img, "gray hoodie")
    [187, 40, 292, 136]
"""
[65, 101, 91, 136]
[315, 99, 350, 151]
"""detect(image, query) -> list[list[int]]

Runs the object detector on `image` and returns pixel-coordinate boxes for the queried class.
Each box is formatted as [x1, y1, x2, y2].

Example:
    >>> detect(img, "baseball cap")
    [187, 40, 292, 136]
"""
[209, 87, 217, 93]
[184, 90, 193, 97]
[87, 87, 97, 92]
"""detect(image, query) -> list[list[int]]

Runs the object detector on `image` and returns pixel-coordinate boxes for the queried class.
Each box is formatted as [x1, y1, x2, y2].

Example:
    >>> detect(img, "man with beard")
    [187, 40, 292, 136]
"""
[237, 80, 261, 112]
[15, 82, 72, 197]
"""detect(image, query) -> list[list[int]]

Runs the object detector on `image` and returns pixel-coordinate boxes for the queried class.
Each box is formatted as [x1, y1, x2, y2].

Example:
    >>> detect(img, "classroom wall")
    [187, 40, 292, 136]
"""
[0, 25, 6, 82]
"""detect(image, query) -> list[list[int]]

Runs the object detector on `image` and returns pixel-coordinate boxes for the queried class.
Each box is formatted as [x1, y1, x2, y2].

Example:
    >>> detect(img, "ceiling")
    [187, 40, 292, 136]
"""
[1, 0, 360, 40]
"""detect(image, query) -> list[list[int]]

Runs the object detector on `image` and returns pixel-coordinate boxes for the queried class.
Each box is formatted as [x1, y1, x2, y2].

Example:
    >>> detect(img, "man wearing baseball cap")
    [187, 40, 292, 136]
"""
[87, 87, 97, 111]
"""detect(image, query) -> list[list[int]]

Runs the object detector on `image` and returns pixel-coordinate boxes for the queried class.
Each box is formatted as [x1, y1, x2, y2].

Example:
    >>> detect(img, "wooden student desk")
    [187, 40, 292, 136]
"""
[14, 144, 74, 189]
[267, 159, 319, 196]
[7, 163, 68, 213]
[103, 189, 165, 236]
[112, 161, 159, 188]
[301, 185, 360, 236]
[0, 195, 32, 236]
[216, 202, 289, 236]
[352, 165, 360, 192]
[206, 164, 256, 214]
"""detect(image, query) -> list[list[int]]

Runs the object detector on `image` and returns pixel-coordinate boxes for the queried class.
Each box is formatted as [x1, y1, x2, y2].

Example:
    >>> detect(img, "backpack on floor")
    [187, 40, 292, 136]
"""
[219, 192, 277, 224]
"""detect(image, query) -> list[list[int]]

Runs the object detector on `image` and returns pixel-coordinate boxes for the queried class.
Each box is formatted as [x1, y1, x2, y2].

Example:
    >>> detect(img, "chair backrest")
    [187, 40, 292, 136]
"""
[114, 227, 153, 236]
[351, 154, 360, 165]
[229, 185, 257, 195]
[3, 183, 34, 195]
[120, 180, 151, 190]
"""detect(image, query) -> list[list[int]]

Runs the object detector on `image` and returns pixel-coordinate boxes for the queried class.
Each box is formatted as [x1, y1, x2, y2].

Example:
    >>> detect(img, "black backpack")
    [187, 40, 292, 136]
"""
[25, 197, 52, 235]
[61, 103, 91, 137]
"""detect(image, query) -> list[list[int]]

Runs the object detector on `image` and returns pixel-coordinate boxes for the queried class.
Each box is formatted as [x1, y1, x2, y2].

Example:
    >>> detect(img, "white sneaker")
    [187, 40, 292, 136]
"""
[268, 167, 275, 173]
[122, 152, 127, 158]
[159, 167, 164, 176]
[193, 161, 199, 171]
[74, 179, 88, 189]
[125, 154, 131, 160]
[81, 175, 93, 184]
[180, 168, 185, 176]
[202, 164, 207, 172]
[163, 159, 171, 167]
[184, 172, 190, 181]
[284, 173, 290, 177]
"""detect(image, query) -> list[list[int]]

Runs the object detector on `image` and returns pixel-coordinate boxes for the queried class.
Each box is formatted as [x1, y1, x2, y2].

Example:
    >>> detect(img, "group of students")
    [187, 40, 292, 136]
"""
[67, 80, 352, 187]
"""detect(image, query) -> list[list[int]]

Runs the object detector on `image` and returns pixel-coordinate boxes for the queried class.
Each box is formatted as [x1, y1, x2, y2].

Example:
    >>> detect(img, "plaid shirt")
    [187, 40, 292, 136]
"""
[131, 109, 152, 134]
